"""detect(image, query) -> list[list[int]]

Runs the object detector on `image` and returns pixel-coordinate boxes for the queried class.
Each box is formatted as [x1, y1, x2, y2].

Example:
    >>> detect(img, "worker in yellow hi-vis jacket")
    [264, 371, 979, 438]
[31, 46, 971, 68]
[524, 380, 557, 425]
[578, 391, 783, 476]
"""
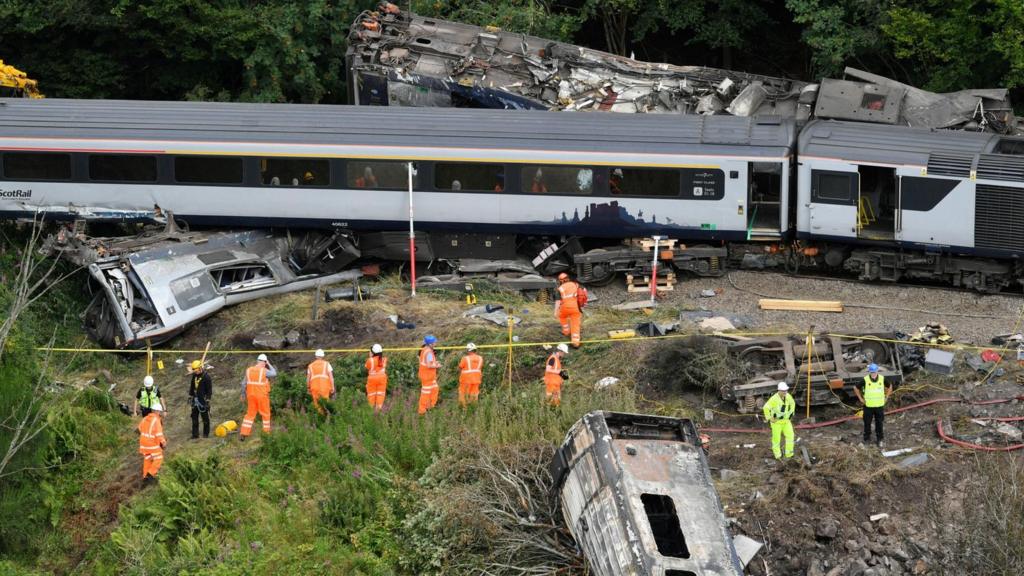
[763, 381, 796, 460]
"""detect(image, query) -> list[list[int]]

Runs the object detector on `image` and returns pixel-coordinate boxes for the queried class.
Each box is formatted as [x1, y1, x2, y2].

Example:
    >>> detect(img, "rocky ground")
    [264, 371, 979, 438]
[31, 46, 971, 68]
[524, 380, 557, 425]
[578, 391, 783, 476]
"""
[592, 269, 1022, 345]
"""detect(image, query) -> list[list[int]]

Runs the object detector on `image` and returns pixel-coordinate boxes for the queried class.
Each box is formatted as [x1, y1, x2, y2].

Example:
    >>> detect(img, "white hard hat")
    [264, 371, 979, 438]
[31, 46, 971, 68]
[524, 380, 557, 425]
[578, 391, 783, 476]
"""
[143, 375, 154, 388]
[557, 343, 569, 354]
[257, 353, 268, 362]
[466, 342, 477, 351]
[777, 381, 789, 391]
[371, 343, 383, 354]
[315, 349, 325, 358]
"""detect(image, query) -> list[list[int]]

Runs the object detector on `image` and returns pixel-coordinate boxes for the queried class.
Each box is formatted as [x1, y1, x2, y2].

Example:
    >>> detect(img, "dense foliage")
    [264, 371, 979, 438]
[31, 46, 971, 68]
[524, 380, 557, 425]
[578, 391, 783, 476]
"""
[1, 1, 1022, 104]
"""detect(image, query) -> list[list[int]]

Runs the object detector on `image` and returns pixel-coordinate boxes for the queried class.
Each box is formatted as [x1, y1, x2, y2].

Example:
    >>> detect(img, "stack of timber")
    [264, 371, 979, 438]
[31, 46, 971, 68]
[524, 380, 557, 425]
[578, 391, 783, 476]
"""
[626, 272, 676, 293]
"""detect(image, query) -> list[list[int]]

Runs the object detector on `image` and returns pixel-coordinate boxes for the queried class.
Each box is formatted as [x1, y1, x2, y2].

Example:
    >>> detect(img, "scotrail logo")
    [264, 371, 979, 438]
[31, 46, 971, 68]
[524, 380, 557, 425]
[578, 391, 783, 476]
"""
[0, 189, 32, 198]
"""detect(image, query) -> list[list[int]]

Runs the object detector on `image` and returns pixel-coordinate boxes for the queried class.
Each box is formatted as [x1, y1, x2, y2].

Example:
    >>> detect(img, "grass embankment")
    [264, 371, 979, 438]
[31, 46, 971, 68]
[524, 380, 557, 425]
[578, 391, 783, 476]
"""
[12, 277, 658, 575]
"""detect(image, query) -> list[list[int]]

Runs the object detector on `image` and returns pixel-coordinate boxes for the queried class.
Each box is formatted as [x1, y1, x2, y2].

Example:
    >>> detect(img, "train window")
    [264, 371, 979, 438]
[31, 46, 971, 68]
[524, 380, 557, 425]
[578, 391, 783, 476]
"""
[519, 165, 592, 195]
[89, 155, 158, 182]
[811, 170, 857, 204]
[260, 158, 329, 186]
[608, 167, 680, 197]
[346, 161, 418, 189]
[681, 168, 725, 200]
[3, 153, 72, 181]
[174, 156, 243, 184]
[435, 162, 505, 192]
[640, 494, 690, 559]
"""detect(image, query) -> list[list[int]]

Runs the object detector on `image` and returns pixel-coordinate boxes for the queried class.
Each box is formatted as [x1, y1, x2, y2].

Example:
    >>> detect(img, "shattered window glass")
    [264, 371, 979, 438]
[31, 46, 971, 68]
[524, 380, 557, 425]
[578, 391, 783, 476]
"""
[519, 165, 592, 195]
[607, 167, 680, 197]
[89, 155, 158, 182]
[434, 162, 505, 192]
[346, 161, 418, 189]
[260, 158, 329, 186]
[3, 152, 71, 181]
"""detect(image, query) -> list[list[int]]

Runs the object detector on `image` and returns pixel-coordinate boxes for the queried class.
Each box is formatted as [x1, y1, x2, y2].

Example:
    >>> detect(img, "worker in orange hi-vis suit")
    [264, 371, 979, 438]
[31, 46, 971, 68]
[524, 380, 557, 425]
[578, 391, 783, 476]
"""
[458, 342, 484, 407]
[306, 348, 335, 414]
[365, 344, 388, 414]
[239, 353, 276, 440]
[418, 334, 442, 415]
[544, 344, 569, 407]
[554, 272, 582, 348]
[138, 402, 166, 485]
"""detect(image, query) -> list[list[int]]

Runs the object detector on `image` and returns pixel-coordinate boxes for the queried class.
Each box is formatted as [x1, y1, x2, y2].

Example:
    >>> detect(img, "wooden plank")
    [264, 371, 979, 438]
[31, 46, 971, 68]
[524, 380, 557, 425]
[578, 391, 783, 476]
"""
[758, 298, 844, 312]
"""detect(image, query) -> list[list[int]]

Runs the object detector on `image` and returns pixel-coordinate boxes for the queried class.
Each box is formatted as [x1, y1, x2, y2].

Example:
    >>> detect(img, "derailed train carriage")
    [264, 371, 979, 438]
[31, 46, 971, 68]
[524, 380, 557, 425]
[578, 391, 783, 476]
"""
[1, 97, 1024, 345]
[550, 411, 743, 576]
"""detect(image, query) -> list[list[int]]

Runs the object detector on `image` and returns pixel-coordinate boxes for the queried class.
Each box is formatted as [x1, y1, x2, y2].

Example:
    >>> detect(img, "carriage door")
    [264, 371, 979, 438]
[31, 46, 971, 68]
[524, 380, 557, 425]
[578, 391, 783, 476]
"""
[747, 162, 783, 239]
[856, 165, 898, 240]
[809, 169, 859, 238]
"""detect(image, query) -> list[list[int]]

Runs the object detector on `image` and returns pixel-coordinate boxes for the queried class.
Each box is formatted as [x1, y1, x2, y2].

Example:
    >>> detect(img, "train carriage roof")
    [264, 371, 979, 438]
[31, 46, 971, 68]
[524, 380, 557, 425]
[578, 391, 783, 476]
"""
[0, 98, 795, 158]
[799, 119, 1000, 166]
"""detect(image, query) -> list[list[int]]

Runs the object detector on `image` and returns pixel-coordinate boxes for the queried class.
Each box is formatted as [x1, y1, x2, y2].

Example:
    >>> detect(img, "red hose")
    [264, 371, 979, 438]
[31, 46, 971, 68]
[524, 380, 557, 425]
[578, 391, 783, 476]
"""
[936, 419, 1024, 452]
[702, 395, 1024, 452]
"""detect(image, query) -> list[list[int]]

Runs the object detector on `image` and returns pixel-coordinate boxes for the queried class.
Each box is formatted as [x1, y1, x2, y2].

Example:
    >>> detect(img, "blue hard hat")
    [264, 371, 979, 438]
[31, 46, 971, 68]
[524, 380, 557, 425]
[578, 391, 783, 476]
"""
[868, 363, 879, 372]
[424, 334, 437, 345]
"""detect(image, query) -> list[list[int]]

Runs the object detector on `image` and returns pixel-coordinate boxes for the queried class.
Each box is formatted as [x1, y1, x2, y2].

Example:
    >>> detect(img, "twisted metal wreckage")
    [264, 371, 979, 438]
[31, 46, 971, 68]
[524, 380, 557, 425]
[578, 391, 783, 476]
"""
[347, 5, 1020, 134]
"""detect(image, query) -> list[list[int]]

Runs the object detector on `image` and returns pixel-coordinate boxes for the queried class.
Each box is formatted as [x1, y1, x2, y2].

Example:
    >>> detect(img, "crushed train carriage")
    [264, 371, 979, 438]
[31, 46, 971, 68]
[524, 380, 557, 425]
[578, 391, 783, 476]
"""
[550, 411, 743, 576]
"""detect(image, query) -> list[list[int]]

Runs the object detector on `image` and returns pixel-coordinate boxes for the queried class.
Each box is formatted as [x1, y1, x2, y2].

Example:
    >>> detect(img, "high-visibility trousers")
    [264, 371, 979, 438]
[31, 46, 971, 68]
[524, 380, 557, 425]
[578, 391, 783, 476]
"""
[366, 375, 387, 409]
[418, 375, 439, 415]
[310, 383, 332, 413]
[544, 376, 562, 406]
[141, 450, 163, 478]
[770, 419, 794, 459]
[240, 393, 271, 436]
[558, 308, 582, 347]
[458, 380, 481, 406]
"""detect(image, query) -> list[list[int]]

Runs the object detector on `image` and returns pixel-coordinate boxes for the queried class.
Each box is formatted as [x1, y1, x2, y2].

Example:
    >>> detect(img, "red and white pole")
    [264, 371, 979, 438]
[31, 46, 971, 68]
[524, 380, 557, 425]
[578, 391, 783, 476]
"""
[408, 162, 416, 297]
[649, 235, 661, 303]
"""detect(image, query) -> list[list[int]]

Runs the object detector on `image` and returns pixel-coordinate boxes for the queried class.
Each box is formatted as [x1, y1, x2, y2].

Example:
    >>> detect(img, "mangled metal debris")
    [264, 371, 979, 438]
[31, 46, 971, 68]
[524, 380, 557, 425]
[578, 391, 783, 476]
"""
[348, 5, 809, 117]
[347, 5, 1021, 133]
[723, 333, 911, 412]
[46, 226, 363, 348]
[417, 258, 555, 292]
[550, 411, 743, 576]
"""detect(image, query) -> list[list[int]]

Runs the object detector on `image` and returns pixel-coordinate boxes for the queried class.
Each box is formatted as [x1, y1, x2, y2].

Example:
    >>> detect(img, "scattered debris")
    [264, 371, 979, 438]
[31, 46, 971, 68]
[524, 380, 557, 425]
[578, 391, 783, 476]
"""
[909, 323, 954, 345]
[758, 298, 844, 312]
[635, 322, 678, 337]
[550, 411, 744, 575]
[731, 533, 763, 569]
[881, 447, 915, 458]
[700, 316, 737, 332]
[700, 289, 719, 298]
[463, 305, 520, 326]
[612, 301, 658, 311]
[869, 513, 890, 522]
[252, 331, 286, 350]
[595, 377, 620, 389]
[993, 422, 1023, 441]
[923, 349, 955, 375]
[896, 453, 929, 469]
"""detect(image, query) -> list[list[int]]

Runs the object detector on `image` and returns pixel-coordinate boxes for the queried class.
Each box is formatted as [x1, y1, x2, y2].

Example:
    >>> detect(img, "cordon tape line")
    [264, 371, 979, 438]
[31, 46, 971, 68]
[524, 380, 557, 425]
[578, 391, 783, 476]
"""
[32, 329, 798, 355]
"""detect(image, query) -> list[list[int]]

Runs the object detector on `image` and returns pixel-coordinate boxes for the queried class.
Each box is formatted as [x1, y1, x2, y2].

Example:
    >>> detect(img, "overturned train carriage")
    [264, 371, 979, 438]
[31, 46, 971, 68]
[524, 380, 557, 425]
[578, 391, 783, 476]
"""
[550, 411, 742, 576]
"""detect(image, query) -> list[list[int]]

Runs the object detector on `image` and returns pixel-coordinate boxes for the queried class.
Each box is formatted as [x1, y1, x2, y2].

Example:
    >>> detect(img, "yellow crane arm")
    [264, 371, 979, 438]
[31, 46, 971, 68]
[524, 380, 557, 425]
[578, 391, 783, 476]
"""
[0, 59, 44, 98]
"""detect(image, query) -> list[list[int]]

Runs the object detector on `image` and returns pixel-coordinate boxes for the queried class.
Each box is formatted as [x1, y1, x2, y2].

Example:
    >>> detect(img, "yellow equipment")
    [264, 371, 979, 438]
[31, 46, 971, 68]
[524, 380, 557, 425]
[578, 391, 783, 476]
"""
[214, 420, 238, 437]
[0, 59, 44, 98]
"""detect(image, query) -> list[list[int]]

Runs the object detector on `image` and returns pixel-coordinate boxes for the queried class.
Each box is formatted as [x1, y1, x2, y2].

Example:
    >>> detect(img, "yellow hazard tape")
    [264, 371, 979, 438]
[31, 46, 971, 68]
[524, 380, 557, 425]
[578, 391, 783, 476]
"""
[34, 330, 796, 355]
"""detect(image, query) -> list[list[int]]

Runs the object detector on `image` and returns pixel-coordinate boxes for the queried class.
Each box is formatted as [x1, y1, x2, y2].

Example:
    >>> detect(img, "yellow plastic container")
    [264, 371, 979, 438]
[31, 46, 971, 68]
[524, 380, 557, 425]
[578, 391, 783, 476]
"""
[608, 329, 636, 339]
[214, 420, 238, 437]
